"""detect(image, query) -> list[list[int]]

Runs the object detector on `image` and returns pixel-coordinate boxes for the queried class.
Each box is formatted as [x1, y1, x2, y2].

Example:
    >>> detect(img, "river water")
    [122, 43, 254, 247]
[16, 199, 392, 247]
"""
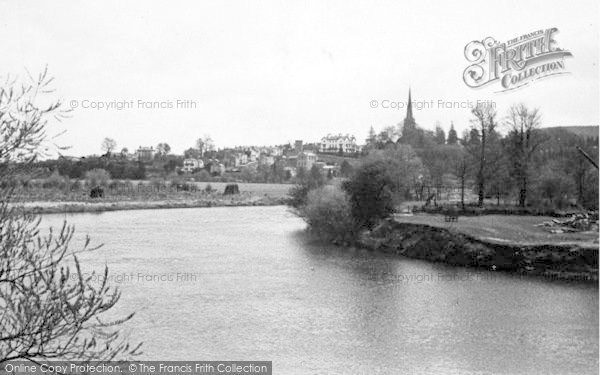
[40, 206, 598, 374]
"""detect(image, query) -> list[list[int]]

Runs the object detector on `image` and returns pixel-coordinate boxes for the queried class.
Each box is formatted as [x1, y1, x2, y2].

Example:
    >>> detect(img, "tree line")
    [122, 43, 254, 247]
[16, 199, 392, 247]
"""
[364, 103, 598, 210]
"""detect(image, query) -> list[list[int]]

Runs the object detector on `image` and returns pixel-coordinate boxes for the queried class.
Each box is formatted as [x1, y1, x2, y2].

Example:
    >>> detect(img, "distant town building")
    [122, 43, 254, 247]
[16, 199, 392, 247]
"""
[182, 158, 204, 173]
[294, 140, 303, 153]
[283, 166, 297, 178]
[259, 154, 275, 166]
[226, 152, 248, 167]
[269, 146, 283, 156]
[136, 146, 155, 162]
[206, 159, 225, 175]
[284, 155, 298, 168]
[247, 148, 260, 162]
[320, 134, 358, 154]
[296, 151, 317, 170]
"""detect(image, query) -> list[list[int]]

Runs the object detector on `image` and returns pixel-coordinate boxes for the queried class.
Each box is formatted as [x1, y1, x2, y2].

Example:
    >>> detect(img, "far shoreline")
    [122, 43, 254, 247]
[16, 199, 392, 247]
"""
[14, 197, 287, 215]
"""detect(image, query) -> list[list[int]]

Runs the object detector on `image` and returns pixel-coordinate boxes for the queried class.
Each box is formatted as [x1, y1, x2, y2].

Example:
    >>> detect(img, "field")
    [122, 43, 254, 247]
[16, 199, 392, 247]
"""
[394, 213, 599, 246]
[9, 181, 293, 214]
[190, 182, 292, 198]
[12, 181, 293, 201]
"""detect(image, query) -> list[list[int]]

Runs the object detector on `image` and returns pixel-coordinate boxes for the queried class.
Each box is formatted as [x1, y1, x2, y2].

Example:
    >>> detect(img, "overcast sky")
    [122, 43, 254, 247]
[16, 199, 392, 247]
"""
[1, 0, 598, 155]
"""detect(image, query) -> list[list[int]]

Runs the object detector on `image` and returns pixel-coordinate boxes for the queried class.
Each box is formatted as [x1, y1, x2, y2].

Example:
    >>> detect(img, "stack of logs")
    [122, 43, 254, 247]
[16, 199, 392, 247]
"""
[536, 212, 599, 233]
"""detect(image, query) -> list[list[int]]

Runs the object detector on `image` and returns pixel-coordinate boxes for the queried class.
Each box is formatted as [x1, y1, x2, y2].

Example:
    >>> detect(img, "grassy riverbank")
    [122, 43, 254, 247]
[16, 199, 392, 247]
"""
[14, 196, 285, 215]
[393, 213, 599, 246]
[10, 182, 290, 214]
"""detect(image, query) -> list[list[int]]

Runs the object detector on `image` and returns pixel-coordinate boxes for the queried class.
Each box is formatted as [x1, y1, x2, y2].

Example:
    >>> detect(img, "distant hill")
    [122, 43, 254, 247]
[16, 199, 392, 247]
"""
[543, 125, 599, 139]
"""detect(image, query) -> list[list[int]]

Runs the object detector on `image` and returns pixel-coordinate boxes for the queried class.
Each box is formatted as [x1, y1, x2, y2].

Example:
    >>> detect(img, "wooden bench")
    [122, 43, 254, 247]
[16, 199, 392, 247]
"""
[444, 210, 459, 222]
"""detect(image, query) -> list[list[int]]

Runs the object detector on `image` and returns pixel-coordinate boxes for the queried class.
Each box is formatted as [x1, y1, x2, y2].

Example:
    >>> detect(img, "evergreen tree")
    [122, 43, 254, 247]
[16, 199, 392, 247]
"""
[447, 122, 458, 145]
[366, 126, 377, 149]
[434, 122, 446, 144]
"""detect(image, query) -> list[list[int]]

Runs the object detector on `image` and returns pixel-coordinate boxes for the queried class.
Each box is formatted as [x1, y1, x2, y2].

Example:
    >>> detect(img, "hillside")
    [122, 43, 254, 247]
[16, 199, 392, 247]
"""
[543, 125, 599, 139]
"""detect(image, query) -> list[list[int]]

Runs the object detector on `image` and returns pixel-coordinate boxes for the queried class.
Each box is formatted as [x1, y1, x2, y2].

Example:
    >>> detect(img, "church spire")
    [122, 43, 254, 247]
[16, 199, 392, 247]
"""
[407, 87, 413, 119]
[404, 87, 415, 127]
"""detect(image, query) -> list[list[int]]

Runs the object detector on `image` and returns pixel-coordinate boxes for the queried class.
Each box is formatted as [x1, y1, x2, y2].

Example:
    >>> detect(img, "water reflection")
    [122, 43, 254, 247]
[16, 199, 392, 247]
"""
[293, 229, 598, 374]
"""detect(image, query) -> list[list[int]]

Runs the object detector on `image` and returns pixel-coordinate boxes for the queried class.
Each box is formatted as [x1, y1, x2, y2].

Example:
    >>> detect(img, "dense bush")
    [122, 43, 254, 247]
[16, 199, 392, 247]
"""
[583, 171, 599, 210]
[342, 159, 399, 229]
[287, 165, 327, 209]
[223, 184, 240, 195]
[298, 186, 358, 243]
[41, 171, 68, 189]
[533, 165, 574, 209]
[288, 184, 310, 208]
[291, 157, 401, 243]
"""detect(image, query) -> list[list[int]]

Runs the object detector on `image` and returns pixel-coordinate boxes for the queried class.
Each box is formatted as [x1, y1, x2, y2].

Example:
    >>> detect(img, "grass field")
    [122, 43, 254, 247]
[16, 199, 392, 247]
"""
[191, 182, 291, 198]
[394, 213, 599, 246]
[13, 181, 293, 201]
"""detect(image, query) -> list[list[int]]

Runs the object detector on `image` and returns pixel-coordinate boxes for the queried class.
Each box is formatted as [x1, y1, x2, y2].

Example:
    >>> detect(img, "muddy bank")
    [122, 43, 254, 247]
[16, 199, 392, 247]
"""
[358, 220, 599, 282]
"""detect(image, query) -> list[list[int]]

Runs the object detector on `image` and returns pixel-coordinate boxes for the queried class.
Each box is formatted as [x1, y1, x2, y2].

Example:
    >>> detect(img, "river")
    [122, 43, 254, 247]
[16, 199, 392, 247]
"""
[40, 206, 598, 374]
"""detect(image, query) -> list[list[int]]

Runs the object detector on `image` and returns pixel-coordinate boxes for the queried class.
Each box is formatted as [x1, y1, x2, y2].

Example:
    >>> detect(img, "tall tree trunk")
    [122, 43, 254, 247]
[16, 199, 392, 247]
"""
[519, 176, 527, 207]
[478, 128, 486, 207]
[460, 176, 465, 210]
[519, 167, 527, 207]
[577, 161, 586, 205]
[477, 176, 484, 207]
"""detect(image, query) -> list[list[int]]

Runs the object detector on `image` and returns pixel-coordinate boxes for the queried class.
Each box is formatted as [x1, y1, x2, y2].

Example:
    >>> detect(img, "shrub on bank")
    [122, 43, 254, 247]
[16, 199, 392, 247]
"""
[342, 159, 398, 229]
[290, 157, 401, 243]
[531, 165, 575, 210]
[41, 171, 68, 189]
[287, 166, 327, 209]
[288, 184, 310, 208]
[297, 186, 359, 244]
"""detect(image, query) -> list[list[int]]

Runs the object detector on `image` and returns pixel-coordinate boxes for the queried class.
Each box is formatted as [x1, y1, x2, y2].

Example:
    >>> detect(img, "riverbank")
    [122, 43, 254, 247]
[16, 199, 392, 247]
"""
[358, 218, 599, 282]
[13, 195, 286, 215]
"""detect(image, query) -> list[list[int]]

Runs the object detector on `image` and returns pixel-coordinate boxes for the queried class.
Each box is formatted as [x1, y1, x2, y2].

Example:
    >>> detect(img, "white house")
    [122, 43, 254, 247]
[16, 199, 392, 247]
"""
[320, 134, 358, 154]
[296, 151, 317, 170]
[135, 146, 156, 162]
[248, 148, 260, 162]
[182, 158, 204, 173]
[235, 153, 248, 166]
[259, 154, 275, 166]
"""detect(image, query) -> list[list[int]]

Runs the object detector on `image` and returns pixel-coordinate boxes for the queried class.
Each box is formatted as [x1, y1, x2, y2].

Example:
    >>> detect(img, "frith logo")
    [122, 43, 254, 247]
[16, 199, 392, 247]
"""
[463, 28, 572, 92]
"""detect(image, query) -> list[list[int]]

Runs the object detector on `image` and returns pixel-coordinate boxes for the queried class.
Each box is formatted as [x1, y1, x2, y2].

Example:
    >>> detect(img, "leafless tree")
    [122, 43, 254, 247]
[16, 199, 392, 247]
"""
[101, 137, 117, 155]
[0, 69, 140, 363]
[466, 103, 497, 206]
[451, 145, 470, 210]
[156, 142, 171, 156]
[505, 103, 543, 207]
